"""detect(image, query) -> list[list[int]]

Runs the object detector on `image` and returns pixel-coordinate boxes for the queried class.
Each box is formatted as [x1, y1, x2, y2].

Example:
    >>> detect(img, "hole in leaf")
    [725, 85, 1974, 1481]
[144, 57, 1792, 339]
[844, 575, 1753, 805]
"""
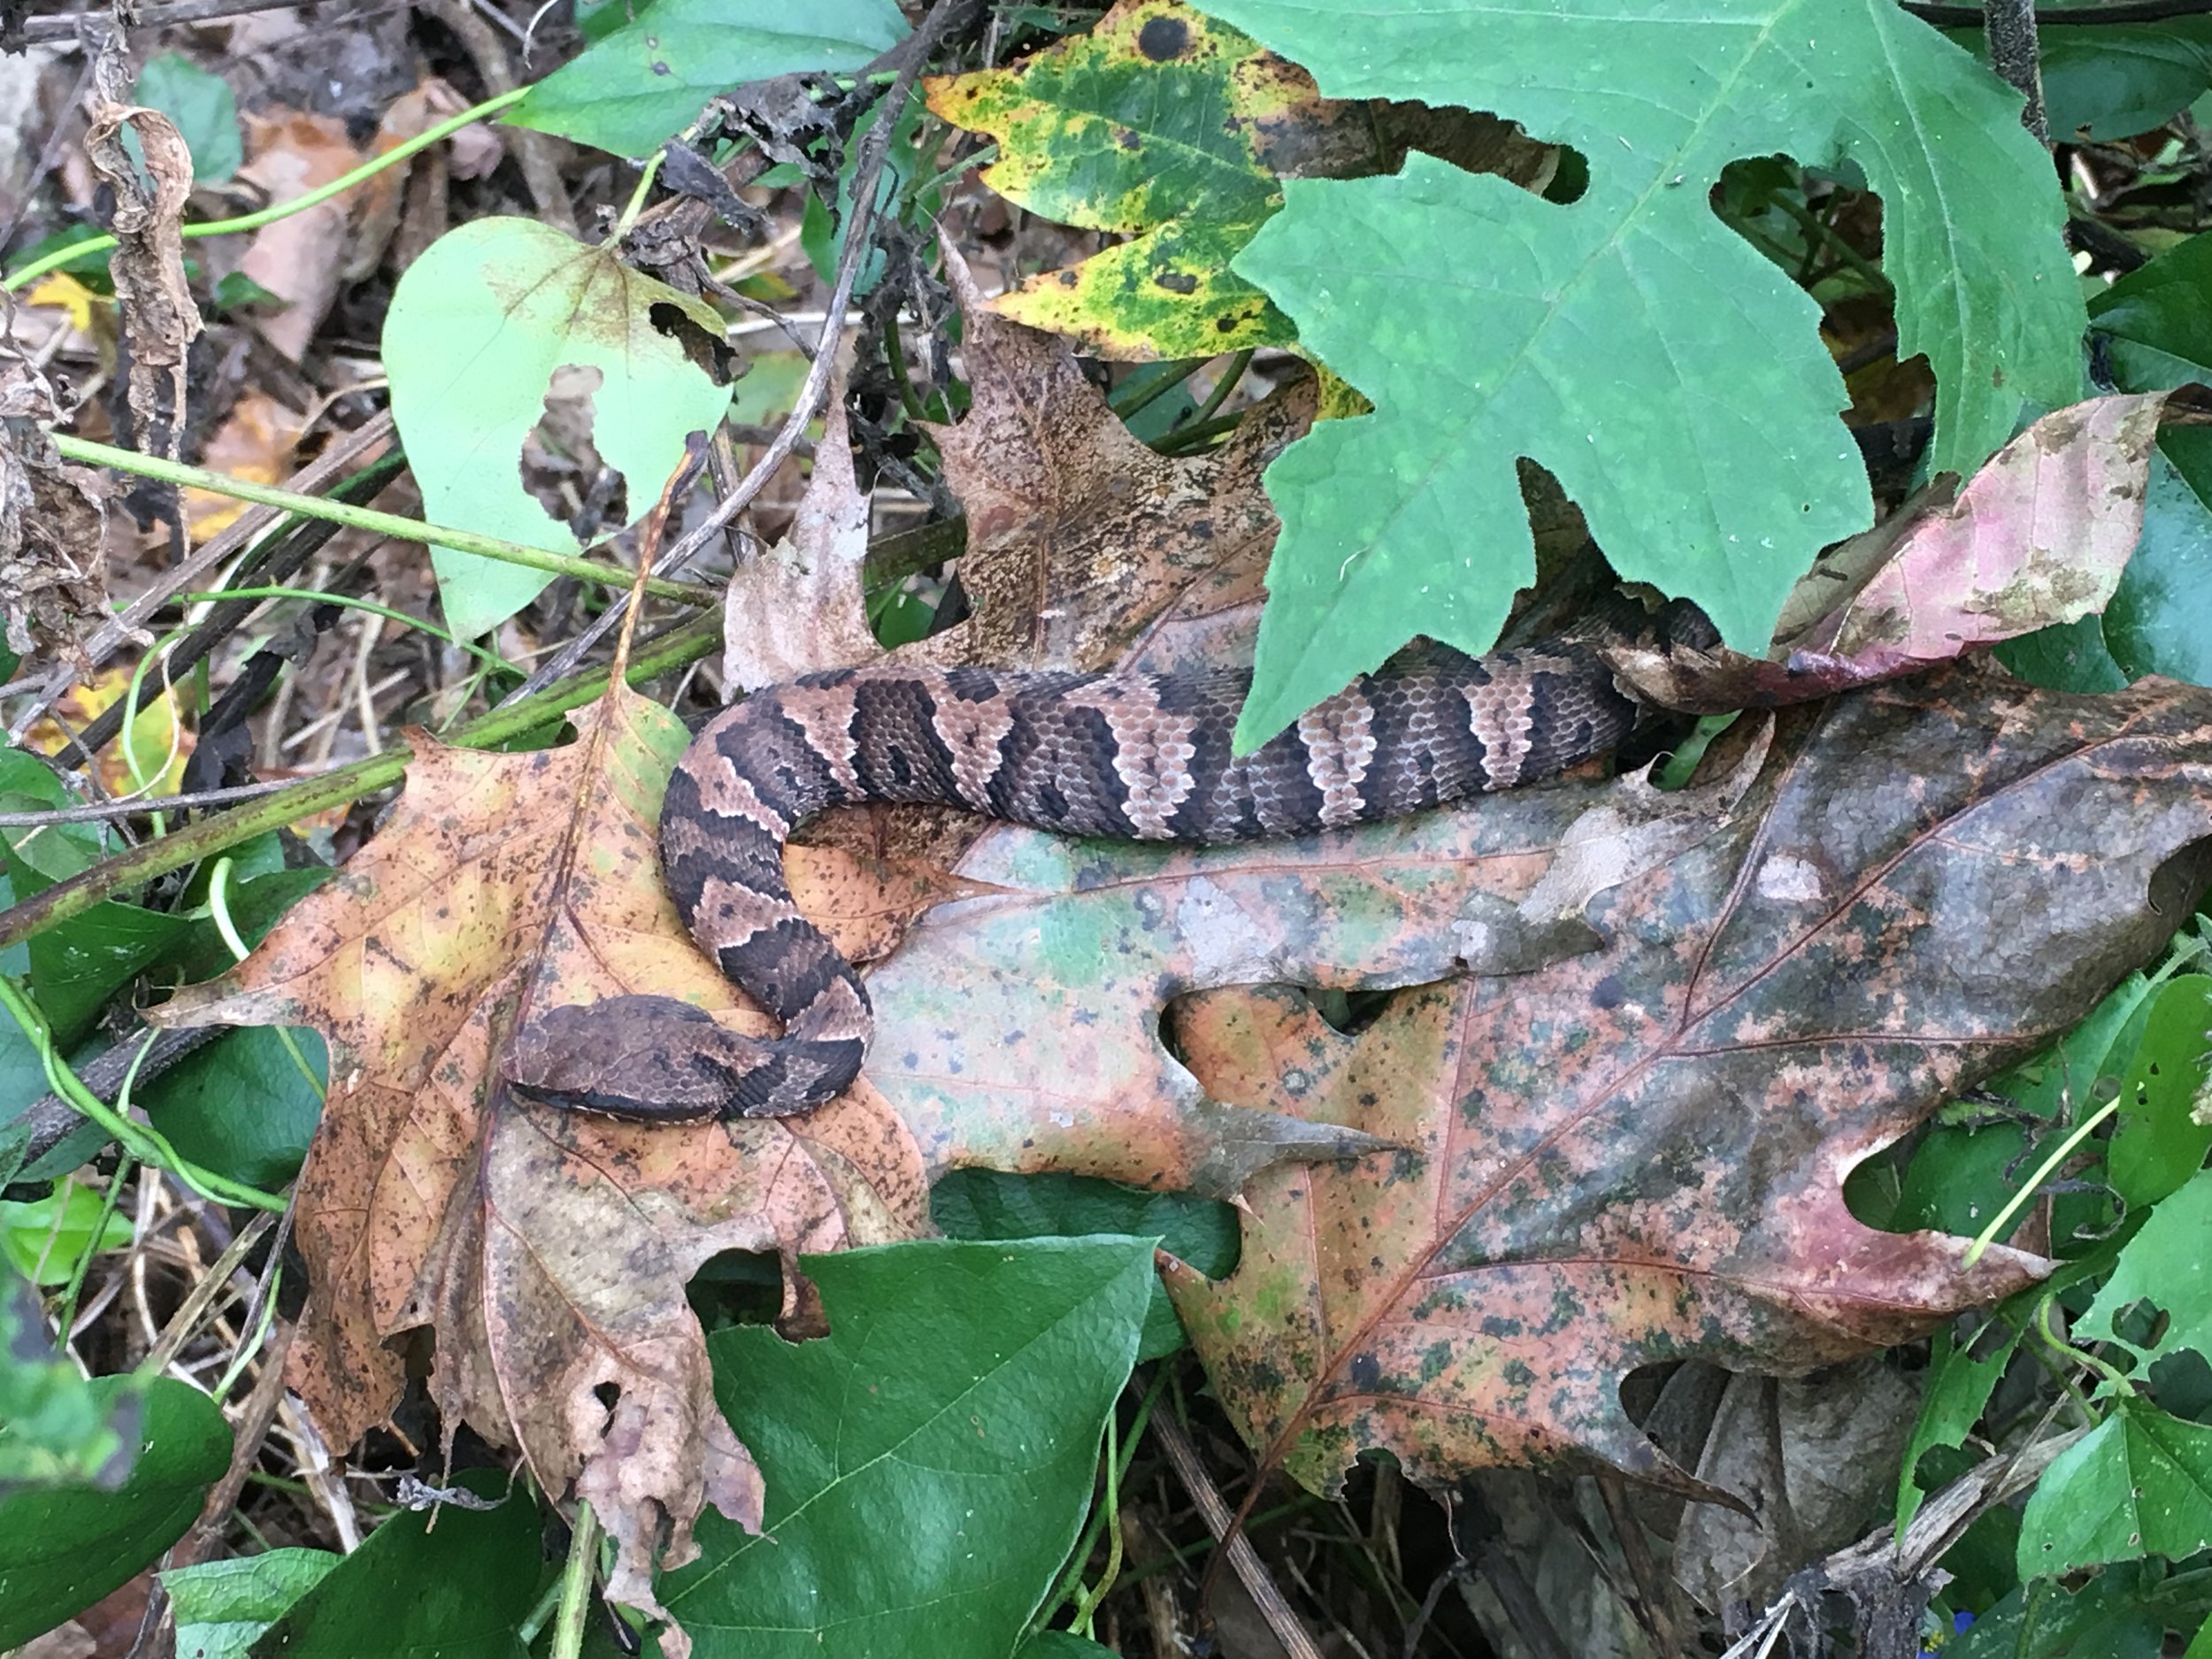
[2149, 1347, 2212, 1420]
[1314, 987, 1396, 1036]
[649, 299, 735, 385]
[2110, 1295, 2167, 1352]
[519, 363, 626, 539]
[687, 1247, 785, 1331]
[1964, 1314, 2019, 1366]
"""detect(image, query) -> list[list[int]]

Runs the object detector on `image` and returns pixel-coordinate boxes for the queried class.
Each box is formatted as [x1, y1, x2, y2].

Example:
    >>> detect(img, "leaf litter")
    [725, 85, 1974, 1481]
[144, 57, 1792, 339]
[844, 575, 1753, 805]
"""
[148, 276, 1379, 1620]
[1164, 666, 2212, 1501]
[145, 247, 2212, 1640]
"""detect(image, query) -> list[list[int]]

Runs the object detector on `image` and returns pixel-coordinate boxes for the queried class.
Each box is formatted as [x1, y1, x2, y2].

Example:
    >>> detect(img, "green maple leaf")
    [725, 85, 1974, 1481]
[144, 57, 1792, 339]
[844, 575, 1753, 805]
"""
[1187, 0, 2087, 746]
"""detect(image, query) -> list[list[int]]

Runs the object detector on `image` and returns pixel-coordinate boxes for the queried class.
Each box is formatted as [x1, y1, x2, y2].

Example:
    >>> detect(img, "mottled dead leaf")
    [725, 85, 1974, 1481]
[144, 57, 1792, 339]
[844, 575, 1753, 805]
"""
[0, 342, 122, 671]
[860, 741, 1746, 1191]
[1157, 666, 2212, 1504]
[157, 690, 802, 1625]
[1615, 394, 2175, 711]
[153, 680, 1378, 1632]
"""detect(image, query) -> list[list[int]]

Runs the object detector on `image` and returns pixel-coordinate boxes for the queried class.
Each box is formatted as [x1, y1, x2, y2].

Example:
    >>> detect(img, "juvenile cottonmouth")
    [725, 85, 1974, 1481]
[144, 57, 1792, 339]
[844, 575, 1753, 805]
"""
[507, 603, 1699, 1121]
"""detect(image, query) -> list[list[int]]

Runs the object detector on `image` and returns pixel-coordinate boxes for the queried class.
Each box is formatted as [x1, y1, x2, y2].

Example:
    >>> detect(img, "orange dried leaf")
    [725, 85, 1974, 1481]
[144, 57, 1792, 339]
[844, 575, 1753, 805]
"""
[183, 393, 305, 543]
[155, 687, 856, 1617]
[155, 679, 1376, 1616]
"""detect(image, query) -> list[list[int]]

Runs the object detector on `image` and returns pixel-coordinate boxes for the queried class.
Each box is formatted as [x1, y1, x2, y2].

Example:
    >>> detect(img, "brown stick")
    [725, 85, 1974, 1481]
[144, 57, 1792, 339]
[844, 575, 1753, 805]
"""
[20, 0, 311, 43]
[1152, 1411, 1325, 1659]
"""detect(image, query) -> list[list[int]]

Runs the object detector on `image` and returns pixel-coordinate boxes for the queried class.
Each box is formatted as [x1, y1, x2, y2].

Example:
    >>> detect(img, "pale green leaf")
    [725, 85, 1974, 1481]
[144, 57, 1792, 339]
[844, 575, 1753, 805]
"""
[382, 218, 733, 638]
[133, 54, 242, 184]
[163, 1548, 339, 1659]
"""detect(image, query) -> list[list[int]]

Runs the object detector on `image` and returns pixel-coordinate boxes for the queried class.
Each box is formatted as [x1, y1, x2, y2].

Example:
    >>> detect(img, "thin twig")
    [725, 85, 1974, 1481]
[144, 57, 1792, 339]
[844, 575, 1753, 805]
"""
[19, 0, 310, 42]
[170, 1318, 298, 1571]
[660, 0, 983, 565]
[0, 611, 723, 954]
[1152, 1411, 1325, 1659]
[47, 434, 718, 609]
[0, 49, 100, 250]
[347, 612, 387, 757]
[1717, 1420, 2085, 1659]
[4, 1027, 225, 1188]
[142, 1211, 275, 1375]
[412, 0, 578, 236]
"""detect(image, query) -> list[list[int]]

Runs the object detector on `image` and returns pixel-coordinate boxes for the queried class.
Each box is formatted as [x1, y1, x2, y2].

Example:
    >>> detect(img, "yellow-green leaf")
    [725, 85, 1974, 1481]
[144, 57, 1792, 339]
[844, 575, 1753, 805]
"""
[926, 0, 1367, 358]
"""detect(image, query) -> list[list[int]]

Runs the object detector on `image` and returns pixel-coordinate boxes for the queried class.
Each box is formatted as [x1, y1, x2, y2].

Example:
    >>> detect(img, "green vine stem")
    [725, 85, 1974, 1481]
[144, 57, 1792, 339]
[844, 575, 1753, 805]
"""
[1963, 1096, 2121, 1268]
[0, 610, 723, 952]
[1, 88, 530, 294]
[0, 973, 286, 1212]
[548, 1497, 603, 1659]
[612, 150, 666, 241]
[2037, 1290, 2136, 1401]
[1041, 1366, 1169, 1632]
[52, 434, 719, 608]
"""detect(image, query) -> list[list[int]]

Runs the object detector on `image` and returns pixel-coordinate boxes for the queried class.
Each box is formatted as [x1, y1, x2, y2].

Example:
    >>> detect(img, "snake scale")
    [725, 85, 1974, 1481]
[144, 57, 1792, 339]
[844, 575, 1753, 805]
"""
[506, 602, 1702, 1121]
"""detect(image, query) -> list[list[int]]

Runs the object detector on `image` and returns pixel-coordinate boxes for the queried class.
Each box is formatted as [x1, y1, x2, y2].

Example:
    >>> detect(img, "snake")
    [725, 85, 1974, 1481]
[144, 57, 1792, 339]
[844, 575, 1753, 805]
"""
[504, 601, 1703, 1121]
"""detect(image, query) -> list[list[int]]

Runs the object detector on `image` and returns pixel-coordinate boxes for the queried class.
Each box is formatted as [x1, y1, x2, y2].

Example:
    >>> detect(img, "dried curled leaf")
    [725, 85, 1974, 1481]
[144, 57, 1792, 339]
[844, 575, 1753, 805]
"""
[0, 343, 121, 672]
[1612, 394, 2179, 712]
[84, 40, 201, 457]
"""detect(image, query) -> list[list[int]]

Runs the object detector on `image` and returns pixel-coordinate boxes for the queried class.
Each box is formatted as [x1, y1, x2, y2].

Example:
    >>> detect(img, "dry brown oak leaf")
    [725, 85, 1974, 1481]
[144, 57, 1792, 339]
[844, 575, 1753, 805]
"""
[152, 681, 1386, 1614]
[918, 240, 1314, 674]
[1155, 664, 2212, 1502]
[723, 240, 1314, 692]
